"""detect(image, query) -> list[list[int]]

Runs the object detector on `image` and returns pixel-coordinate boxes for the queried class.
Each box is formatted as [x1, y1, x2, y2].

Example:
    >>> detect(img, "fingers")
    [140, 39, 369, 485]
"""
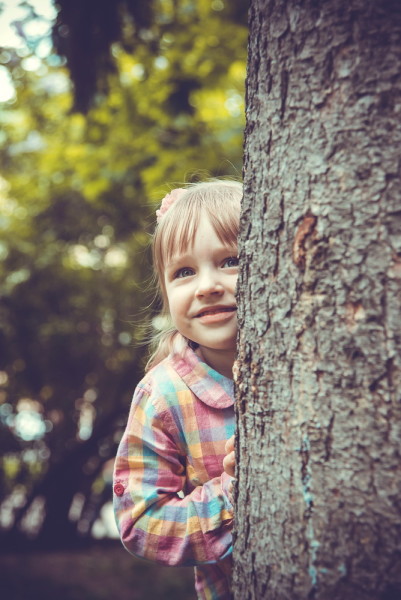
[225, 435, 235, 454]
[223, 450, 236, 477]
[223, 435, 236, 477]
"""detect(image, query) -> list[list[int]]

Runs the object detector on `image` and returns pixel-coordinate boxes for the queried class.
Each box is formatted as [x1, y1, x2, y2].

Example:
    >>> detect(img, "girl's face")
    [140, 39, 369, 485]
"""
[164, 215, 238, 364]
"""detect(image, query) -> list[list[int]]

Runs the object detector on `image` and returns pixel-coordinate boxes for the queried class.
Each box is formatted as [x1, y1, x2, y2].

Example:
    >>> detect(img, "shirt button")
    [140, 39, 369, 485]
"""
[114, 482, 125, 496]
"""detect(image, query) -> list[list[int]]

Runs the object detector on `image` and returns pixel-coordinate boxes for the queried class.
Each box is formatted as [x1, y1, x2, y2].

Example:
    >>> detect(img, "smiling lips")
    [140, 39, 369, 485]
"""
[194, 306, 237, 324]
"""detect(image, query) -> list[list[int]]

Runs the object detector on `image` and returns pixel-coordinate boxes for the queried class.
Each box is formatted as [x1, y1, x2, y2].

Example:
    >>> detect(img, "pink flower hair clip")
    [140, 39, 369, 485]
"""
[156, 188, 186, 223]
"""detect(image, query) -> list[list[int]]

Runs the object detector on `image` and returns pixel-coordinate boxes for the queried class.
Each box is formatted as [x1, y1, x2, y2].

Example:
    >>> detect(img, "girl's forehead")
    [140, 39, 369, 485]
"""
[168, 238, 237, 264]
[166, 220, 236, 260]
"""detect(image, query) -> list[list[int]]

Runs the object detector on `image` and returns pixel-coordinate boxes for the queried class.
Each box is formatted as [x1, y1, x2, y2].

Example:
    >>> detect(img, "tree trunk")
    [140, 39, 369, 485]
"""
[234, 1, 401, 599]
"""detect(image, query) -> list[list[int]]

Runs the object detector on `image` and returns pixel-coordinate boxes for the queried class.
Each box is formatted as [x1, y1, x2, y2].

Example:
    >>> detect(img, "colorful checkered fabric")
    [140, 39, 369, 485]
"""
[113, 345, 235, 599]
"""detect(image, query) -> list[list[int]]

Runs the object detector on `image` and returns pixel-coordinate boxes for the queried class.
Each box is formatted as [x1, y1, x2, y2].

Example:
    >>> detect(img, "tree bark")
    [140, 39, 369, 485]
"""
[234, 1, 401, 599]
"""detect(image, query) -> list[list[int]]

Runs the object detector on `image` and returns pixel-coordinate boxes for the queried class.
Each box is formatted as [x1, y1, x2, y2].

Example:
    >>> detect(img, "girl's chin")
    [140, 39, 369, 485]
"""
[197, 342, 237, 354]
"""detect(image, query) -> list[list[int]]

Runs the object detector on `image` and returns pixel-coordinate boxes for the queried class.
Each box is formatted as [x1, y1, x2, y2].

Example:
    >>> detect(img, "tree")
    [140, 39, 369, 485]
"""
[234, 1, 401, 598]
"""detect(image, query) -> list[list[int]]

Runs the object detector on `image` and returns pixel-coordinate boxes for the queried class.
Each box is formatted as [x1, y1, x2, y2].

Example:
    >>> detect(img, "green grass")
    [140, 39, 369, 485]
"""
[0, 542, 197, 600]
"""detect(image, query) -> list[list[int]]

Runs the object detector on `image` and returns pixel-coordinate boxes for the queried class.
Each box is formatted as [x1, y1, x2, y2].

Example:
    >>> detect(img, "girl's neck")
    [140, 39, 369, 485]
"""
[196, 347, 236, 379]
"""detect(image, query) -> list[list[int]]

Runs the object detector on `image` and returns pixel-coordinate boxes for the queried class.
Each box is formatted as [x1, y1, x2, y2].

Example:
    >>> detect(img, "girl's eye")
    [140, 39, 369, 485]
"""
[223, 256, 239, 268]
[174, 267, 194, 279]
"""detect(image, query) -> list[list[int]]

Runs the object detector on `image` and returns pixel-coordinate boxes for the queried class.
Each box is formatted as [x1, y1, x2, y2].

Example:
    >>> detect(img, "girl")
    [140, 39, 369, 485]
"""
[113, 180, 241, 600]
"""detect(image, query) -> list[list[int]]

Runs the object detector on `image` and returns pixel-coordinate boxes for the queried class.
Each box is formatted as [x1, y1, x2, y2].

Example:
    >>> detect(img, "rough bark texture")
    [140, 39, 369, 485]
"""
[234, 1, 401, 599]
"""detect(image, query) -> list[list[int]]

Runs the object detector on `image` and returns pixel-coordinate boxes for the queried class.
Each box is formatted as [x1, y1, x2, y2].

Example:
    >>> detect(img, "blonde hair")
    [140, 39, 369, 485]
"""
[146, 179, 242, 371]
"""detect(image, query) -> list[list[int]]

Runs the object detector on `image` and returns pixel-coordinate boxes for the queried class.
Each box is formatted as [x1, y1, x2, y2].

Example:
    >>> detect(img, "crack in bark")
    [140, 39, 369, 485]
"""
[324, 414, 335, 461]
[280, 68, 289, 120]
[273, 193, 285, 277]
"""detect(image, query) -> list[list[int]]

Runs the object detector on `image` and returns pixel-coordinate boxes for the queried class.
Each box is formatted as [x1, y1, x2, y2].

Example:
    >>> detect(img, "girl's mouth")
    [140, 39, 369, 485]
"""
[195, 306, 236, 323]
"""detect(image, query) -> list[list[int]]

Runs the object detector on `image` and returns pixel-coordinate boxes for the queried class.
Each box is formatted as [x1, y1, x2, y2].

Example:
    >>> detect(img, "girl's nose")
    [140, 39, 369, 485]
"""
[195, 271, 224, 297]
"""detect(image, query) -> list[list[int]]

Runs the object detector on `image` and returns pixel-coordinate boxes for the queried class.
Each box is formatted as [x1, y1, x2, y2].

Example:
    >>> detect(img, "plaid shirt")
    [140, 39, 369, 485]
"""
[113, 345, 235, 600]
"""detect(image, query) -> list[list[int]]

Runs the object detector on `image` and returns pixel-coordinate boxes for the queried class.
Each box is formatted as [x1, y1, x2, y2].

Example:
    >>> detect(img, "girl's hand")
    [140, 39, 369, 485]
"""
[223, 435, 236, 477]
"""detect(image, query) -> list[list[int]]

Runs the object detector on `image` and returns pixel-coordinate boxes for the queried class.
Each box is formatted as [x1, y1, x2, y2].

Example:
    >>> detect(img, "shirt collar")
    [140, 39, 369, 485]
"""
[170, 346, 234, 409]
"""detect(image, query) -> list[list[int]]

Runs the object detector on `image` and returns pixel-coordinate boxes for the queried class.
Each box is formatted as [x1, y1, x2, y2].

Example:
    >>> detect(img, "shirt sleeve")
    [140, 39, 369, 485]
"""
[113, 384, 233, 567]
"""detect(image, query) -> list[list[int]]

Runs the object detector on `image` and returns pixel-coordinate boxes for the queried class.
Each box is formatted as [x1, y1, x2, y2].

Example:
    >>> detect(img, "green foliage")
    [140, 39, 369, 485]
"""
[52, 0, 248, 112]
[0, 0, 246, 546]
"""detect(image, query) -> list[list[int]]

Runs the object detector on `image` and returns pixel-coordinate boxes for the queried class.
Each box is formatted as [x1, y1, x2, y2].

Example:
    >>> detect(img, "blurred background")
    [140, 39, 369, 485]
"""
[0, 0, 247, 597]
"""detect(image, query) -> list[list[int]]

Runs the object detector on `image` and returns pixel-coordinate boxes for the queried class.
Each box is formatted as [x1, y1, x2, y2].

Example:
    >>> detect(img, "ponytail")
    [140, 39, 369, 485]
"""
[146, 327, 188, 372]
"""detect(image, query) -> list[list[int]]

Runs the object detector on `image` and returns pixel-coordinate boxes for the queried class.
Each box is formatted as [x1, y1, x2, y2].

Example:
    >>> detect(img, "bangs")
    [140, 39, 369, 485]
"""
[153, 182, 241, 276]
[160, 200, 200, 269]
